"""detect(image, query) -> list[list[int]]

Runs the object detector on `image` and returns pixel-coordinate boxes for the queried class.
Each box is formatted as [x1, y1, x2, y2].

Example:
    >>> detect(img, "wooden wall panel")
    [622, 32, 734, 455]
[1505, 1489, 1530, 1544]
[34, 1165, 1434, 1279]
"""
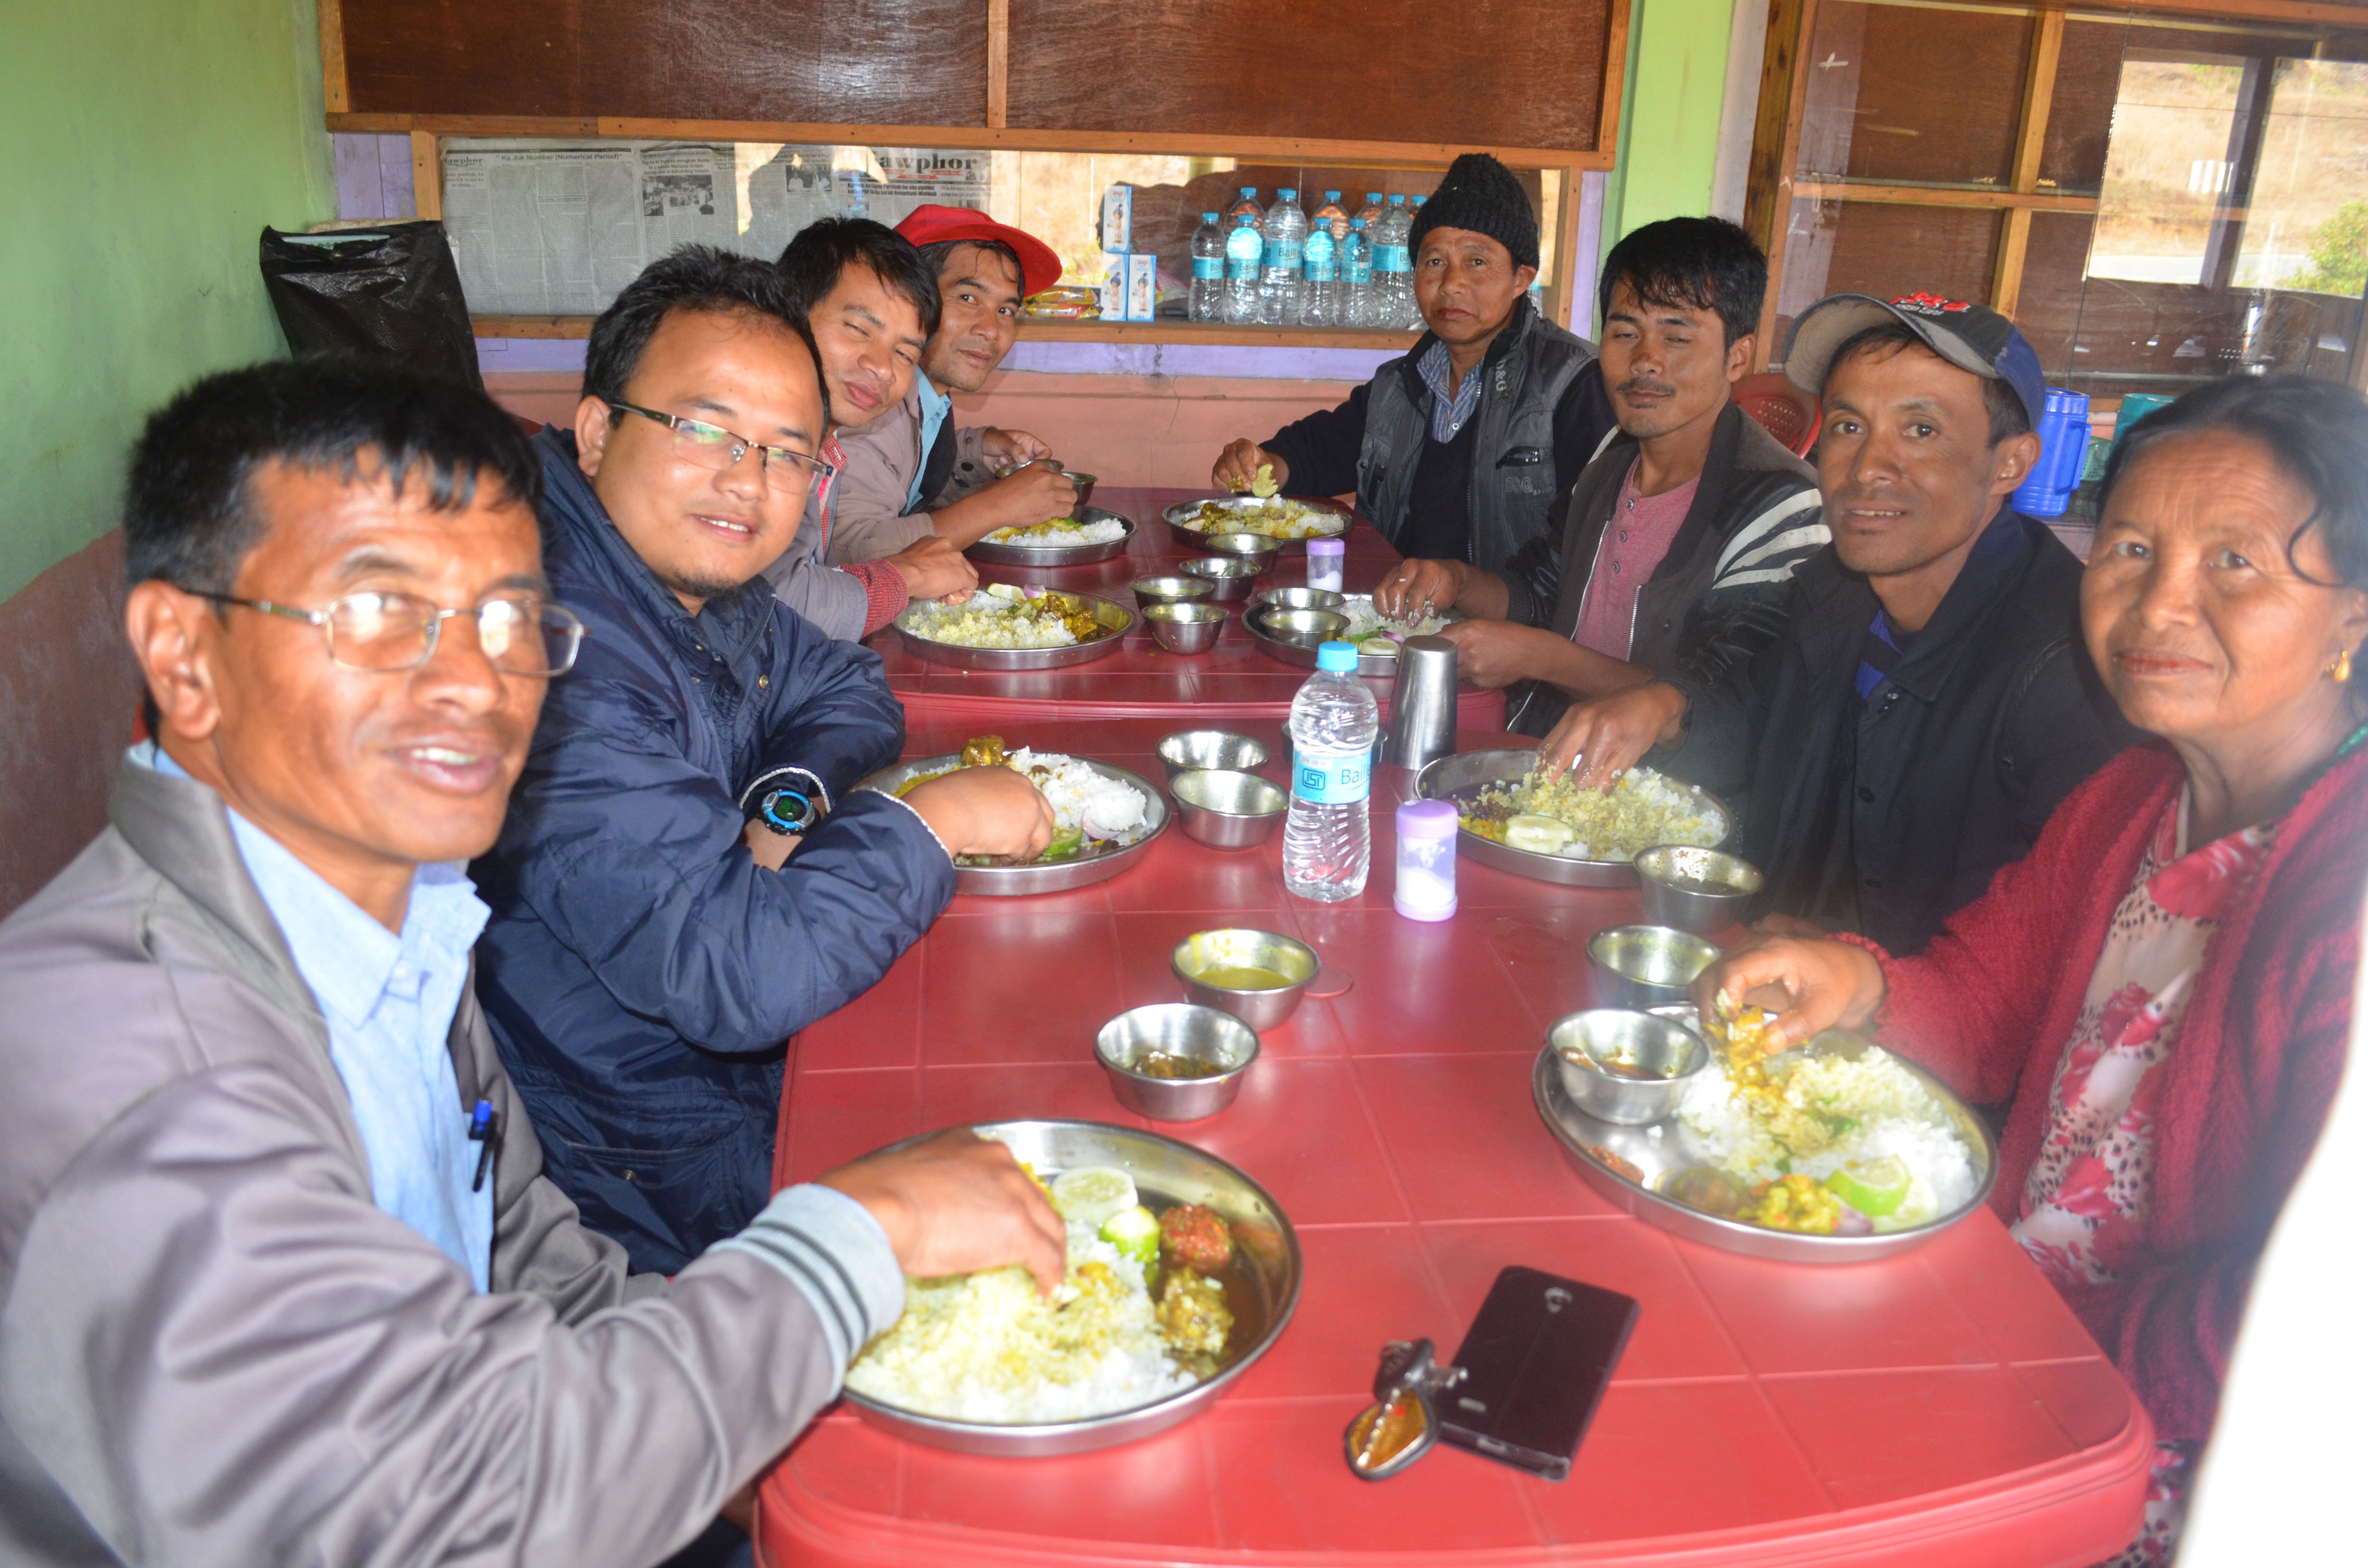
[335, 0, 989, 125]
[1003, 0, 1614, 153]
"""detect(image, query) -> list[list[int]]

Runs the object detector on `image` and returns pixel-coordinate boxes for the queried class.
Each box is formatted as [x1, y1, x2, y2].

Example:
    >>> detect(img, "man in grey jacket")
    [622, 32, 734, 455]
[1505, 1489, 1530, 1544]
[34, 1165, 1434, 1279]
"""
[0, 359, 1064, 1567]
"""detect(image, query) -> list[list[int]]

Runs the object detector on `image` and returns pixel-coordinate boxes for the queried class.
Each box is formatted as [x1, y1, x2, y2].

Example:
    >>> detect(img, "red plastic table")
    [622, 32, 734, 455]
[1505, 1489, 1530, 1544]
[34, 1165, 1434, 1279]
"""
[867, 486, 1508, 729]
[757, 718, 2153, 1568]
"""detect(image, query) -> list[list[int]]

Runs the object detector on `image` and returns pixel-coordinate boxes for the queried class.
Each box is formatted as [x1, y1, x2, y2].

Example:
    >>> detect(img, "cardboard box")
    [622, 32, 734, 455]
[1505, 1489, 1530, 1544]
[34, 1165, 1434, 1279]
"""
[1098, 252, 1127, 321]
[1125, 253, 1158, 322]
[1099, 184, 1135, 255]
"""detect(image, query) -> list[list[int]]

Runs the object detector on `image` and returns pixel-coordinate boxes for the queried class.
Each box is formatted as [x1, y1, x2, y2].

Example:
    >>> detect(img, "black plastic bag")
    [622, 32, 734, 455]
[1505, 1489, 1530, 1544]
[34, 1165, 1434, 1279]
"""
[259, 221, 483, 392]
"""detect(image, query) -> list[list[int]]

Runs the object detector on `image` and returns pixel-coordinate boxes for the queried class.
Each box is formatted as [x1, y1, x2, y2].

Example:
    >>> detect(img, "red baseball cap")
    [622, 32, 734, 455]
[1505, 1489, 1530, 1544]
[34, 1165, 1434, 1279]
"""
[893, 204, 1064, 298]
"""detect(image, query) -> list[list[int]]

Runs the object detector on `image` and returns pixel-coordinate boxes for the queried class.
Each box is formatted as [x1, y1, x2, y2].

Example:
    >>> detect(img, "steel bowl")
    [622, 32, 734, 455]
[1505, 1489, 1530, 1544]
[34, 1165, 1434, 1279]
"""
[841, 1118, 1302, 1451]
[1131, 575, 1217, 612]
[1531, 1027, 1999, 1264]
[893, 589, 1134, 671]
[1588, 924, 1721, 1009]
[854, 752, 1169, 895]
[1179, 555, 1269, 601]
[1172, 928, 1320, 1029]
[1636, 845, 1763, 934]
[1162, 494, 1353, 555]
[964, 506, 1135, 566]
[1157, 729, 1269, 781]
[1547, 1008, 1708, 1126]
[1251, 586, 1345, 614]
[1145, 601, 1225, 655]
[1414, 747, 1735, 889]
[1255, 607, 1350, 648]
[1094, 1003, 1260, 1121]
[1169, 769, 1288, 849]
[1196, 531, 1287, 566]
[1061, 469, 1098, 511]
[1245, 593, 1460, 676]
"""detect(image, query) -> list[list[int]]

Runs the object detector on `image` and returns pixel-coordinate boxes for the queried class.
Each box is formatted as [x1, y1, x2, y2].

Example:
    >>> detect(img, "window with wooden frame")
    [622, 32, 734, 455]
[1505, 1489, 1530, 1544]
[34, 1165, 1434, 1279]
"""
[1744, 0, 2368, 394]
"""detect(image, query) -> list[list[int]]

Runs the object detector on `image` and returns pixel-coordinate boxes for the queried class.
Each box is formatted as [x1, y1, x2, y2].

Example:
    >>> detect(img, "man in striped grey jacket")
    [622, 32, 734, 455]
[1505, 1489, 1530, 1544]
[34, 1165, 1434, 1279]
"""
[1373, 217, 1825, 736]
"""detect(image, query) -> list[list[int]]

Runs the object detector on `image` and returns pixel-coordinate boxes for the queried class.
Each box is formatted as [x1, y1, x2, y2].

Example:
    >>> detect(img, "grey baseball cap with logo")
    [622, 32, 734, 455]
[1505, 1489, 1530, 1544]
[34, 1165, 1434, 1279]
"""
[1784, 292, 2047, 430]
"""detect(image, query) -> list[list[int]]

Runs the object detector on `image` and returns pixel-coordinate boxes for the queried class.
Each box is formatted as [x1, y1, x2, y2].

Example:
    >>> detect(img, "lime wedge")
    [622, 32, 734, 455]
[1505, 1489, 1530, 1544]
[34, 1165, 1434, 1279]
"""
[1505, 814, 1575, 855]
[1050, 1166, 1137, 1226]
[1824, 1156, 1912, 1217]
[1099, 1203, 1160, 1269]
[1248, 462, 1280, 499]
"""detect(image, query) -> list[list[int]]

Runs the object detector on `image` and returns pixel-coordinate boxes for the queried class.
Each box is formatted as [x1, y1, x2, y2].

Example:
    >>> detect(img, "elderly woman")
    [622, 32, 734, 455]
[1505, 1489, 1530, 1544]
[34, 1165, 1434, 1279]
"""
[1698, 375, 2368, 1567]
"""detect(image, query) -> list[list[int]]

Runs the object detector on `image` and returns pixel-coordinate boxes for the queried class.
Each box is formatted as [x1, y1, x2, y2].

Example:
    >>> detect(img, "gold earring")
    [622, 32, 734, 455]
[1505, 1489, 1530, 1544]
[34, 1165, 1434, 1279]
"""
[2332, 649, 2355, 684]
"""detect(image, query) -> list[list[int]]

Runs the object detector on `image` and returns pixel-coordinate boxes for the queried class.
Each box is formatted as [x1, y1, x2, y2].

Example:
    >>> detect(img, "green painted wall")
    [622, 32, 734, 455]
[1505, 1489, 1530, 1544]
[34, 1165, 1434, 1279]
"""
[1601, 0, 1738, 319]
[0, 0, 334, 603]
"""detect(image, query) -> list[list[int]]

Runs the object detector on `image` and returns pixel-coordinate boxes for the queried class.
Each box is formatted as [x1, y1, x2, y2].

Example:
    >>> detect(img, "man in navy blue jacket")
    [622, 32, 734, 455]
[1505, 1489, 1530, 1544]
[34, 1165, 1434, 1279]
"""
[472, 246, 1053, 1273]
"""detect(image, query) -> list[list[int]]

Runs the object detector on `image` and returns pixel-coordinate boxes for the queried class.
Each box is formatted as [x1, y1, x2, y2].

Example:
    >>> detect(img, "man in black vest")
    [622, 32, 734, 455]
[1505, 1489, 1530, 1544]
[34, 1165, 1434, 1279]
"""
[1212, 154, 1614, 575]
[1541, 294, 2138, 955]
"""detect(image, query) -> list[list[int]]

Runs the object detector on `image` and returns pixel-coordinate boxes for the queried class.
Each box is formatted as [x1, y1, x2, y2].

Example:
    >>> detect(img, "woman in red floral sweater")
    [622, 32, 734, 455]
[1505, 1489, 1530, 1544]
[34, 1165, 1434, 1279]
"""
[1700, 375, 2368, 1566]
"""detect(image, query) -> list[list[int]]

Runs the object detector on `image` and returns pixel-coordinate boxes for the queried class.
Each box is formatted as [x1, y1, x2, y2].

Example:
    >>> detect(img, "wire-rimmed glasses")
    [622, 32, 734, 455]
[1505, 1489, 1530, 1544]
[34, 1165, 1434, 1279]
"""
[193, 590, 585, 676]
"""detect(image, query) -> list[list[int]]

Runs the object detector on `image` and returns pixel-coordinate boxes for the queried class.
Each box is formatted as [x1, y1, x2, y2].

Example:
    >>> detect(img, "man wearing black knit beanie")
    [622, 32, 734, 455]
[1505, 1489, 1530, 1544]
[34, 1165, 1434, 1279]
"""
[1214, 153, 1612, 574]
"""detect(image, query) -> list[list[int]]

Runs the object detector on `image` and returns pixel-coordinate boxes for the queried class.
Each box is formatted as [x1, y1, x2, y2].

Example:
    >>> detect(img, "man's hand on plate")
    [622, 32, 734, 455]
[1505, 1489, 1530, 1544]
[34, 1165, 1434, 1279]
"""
[888, 534, 979, 603]
[1539, 682, 1690, 789]
[1212, 440, 1287, 495]
[1373, 557, 1472, 621]
[900, 764, 1058, 863]
[821, 1128, 1069, 1295]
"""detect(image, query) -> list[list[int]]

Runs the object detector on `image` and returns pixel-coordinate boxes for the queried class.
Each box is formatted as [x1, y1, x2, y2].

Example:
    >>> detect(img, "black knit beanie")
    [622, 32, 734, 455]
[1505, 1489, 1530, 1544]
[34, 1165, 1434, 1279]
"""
[1407, 153, 1540, 270]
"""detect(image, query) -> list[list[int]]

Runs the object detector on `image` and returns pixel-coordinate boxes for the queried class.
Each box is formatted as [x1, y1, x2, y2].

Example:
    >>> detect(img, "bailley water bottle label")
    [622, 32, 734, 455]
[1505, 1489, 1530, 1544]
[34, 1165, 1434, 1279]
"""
[1193, 256, 1223, 280]
[1374, 244, 1411, 274]
[1226, 245, 1261, 282]
[1269, 239, 1304, 271]
[1293, 747, 1370, 805]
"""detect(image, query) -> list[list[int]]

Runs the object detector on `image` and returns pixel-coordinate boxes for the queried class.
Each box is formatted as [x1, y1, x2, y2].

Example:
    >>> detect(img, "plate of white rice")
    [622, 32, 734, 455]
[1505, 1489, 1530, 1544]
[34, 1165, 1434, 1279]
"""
[893, 584, 1133, 670]
[839, 1119, 1302, 1456]
[968, 507, 1137, 566]
[1418, 747, 1733, 889]
[856, 745, 1171, 895]
[1533, 1017, 1997, 1263]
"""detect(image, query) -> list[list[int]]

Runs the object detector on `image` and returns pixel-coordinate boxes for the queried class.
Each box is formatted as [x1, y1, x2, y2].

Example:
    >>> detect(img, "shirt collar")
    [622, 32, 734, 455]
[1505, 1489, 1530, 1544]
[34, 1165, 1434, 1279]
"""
[916, 372, 951, 422]
[129, 743, 489, 1029]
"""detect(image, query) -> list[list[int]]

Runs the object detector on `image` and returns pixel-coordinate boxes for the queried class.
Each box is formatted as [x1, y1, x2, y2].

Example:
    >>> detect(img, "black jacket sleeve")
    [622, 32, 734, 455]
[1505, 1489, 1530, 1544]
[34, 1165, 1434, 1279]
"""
[1263, 380, 1373, 499]
[1498, 364, 1616, 625]
[1998, 637, 2147, 843]
[1553, 360, 1616, 496]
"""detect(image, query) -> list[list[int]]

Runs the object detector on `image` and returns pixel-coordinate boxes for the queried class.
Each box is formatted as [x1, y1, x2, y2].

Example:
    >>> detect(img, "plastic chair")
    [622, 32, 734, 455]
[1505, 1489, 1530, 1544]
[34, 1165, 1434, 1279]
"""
[1734, 372, 1821, 458]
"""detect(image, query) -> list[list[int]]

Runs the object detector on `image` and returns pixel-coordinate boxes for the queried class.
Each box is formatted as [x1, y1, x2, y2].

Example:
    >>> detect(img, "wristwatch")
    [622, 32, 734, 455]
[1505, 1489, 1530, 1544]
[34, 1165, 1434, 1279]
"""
[741, 766, 829, 836]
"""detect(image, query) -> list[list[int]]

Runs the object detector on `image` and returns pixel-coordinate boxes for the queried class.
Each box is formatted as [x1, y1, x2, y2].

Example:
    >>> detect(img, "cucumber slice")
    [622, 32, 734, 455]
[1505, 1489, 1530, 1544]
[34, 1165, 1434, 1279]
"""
[1823, 1155, 1912, 1217]
[1050, 1166, 1136, 1227]
[1099, 1203, 1160, 1269]
[1505, 813, 1574, 855]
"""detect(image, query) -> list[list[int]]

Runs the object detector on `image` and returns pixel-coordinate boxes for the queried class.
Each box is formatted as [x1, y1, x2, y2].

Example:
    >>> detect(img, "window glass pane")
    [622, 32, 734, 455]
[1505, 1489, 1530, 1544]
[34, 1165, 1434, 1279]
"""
[1774, 199, 2000, 351]
[2038, 20, 2132, 194]
[2088, 55, 2249, 286]
[2232, 59, 2368, 291]
[1796, 0, 2031, 188]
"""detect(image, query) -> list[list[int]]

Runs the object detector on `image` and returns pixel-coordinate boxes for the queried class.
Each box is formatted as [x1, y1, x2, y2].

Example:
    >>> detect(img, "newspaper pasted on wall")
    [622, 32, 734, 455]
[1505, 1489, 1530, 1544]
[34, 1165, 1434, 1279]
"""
[442, 139, 992, 317]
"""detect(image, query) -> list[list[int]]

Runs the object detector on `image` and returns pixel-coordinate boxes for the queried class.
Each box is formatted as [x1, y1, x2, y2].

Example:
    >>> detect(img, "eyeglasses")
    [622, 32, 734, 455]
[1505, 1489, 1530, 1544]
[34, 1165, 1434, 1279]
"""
[193, 590, 585, 676]
[608, 401, 837, 492]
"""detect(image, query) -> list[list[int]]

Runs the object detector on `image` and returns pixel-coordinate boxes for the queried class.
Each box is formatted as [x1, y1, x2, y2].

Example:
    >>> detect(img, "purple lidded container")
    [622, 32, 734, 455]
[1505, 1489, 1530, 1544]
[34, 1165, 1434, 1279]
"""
[1394, 798, 1458, 922]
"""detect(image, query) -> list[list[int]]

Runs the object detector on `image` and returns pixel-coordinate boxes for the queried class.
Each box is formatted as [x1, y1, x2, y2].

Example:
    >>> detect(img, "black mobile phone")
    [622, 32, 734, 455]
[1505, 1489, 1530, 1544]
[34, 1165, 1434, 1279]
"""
[1434, 1266, 1639, 1482]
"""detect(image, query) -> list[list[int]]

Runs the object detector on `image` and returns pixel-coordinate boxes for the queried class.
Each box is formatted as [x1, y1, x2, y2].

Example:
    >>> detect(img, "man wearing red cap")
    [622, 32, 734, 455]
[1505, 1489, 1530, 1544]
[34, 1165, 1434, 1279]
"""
[824, 205, 1080, 561]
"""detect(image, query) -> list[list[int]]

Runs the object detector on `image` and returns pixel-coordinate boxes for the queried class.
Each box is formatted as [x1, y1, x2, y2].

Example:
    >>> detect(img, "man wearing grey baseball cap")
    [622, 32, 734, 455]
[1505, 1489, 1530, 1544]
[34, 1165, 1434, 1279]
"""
[1540, 291, 2139, 955]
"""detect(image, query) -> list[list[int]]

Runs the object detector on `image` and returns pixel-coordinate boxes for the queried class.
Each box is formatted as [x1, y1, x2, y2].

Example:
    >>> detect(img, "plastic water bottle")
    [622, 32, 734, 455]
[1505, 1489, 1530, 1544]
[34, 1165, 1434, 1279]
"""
[1313, 190, 1348, 242]
[1356, 192, 1386, 234]
[1259, 188, 1307, 326]
[1301, 221, 1339, 327]
[1222, 213, 1263, 325]
[1341, 219, 1373, 328]
[1374, 195, 1415, 330]
[1227, 186, 1265, 229]
[1189, 211, 1224, 323]
[1282, 641, 1379, 902]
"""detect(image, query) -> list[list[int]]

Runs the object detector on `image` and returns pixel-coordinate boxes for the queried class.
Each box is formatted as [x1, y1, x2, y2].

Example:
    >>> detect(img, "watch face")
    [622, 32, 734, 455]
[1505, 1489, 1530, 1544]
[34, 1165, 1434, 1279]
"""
[761, 787, 816, 834]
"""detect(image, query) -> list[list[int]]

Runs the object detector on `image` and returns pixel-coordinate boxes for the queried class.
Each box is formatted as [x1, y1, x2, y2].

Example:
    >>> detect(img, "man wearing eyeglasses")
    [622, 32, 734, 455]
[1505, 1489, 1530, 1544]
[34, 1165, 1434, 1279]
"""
[0, 357, 1068, 1566]
[471, 245, 1054, 1276]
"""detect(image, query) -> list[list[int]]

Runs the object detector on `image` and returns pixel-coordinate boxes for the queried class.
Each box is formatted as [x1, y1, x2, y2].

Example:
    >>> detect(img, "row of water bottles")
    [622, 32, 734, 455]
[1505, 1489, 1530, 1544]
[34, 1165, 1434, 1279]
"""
[1188, 189, 1425, 330]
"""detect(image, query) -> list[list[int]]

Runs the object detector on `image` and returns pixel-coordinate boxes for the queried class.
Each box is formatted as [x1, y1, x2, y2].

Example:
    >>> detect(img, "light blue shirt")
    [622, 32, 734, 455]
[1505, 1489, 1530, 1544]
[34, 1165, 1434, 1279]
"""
[909, 372, 954, 513]
[135, 745, 496, 1289]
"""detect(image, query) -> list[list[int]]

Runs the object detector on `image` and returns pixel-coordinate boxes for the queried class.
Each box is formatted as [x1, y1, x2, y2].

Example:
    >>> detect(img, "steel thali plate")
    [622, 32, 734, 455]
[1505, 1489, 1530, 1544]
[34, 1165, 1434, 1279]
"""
[891, 588, 1133, 671]
[1161, 493, 1352, 555]
[1416, 746, 1735, 890]
[841, 1119, 1302, 1455]
[963, 507, 1137, 567]
[1532, 1020, 1999, 1263]
[855, 752, 1169, 895]
[1243, 592, 1461, 678]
